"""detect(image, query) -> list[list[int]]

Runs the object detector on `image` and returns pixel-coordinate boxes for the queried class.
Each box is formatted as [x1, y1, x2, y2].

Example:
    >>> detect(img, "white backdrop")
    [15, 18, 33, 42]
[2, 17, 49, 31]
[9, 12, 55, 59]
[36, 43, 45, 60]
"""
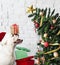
[0, 0, 60, 56]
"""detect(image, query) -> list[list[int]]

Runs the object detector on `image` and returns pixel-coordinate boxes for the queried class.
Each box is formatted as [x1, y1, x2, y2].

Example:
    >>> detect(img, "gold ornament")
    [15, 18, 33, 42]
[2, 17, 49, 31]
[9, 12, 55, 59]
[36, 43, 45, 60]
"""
[40, 11, 44, 16]
[53, 52, 59, 57]
[52, 19, 56, 24]
[44, 33, 48, 38]
[26, 5, 36, 13]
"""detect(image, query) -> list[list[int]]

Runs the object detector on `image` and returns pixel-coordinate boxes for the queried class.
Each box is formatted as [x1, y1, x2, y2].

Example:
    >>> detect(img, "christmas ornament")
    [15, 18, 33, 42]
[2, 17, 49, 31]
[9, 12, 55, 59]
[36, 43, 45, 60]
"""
[44, 33, 48, 38]
[53, 52, 59, 57]
[34, 21, 39, 28]
[27, 5, 36, 13]
[44, 42, 49, 47]
[40, 11, 44, 16]
[10, 24, 19, 35]
[52, 19, 56, 24]
[50, 26, 54, 30]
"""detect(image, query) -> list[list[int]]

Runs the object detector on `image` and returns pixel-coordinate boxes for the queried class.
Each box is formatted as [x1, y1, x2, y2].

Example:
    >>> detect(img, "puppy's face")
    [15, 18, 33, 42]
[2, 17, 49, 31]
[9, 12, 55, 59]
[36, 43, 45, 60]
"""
[12, 35, 23, 45]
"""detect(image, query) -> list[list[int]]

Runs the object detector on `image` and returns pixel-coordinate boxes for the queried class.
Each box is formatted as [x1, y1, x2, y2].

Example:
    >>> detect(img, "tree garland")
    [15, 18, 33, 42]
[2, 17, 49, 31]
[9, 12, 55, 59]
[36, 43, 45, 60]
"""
[44, 46, 60, 54]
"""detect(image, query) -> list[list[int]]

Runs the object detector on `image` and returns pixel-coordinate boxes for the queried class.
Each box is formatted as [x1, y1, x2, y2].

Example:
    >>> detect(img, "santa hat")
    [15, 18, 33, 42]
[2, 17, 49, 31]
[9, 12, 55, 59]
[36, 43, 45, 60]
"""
[0, 32, 6, 41]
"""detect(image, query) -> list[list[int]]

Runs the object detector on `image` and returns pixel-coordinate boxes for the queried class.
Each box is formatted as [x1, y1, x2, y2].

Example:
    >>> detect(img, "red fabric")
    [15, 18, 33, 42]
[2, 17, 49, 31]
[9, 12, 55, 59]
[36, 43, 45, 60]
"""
[16, 56, 34, 65]
[0, 32, 6, 41]
[16, 60, 34, 65]
[19, 56, 34, 61]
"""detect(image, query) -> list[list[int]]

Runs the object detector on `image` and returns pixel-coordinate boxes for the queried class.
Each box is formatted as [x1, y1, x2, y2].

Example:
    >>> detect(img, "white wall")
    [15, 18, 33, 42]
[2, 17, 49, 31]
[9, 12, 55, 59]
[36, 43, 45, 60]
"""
[0, 0, 60, 56]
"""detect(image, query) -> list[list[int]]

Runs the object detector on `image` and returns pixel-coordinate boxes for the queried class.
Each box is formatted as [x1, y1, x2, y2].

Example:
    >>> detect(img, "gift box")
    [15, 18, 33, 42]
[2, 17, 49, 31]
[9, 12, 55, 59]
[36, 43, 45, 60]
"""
[16, 56, 34, 65]
[15, 50, 28, 60]
[10, 24, 19, 35]
[15, 46, 30, 60]
[16, 59, 34, 65]
[15, 47, 34, 65]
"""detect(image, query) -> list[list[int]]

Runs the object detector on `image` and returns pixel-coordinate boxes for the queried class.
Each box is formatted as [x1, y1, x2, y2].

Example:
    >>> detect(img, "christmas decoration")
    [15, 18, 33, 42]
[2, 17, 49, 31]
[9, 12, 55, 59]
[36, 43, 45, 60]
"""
[52, 19, 56, 24]
[27, 5, 36, 13]
[10, 24, 19, 35]
[53, 52, 59, 57]
[27, 6, 60, 65]
[44, 33, 48, 38]
[40, 11, 44, 16]
[16, 56, 34, 65]
[40, 16, 44, 27]
[44, 42, 49, 47]
[34, 21, 39, 28]
[50, 25, 54, 30]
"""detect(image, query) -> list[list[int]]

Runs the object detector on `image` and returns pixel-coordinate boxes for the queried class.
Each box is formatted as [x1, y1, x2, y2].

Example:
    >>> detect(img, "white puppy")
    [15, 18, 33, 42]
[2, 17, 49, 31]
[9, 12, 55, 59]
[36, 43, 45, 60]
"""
[0, 33, 23, 65]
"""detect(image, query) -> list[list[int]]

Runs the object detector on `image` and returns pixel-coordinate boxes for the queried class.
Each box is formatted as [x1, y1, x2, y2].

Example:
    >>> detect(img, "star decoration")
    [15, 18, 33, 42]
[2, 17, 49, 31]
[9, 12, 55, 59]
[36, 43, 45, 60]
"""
[27, 5, 36, 13]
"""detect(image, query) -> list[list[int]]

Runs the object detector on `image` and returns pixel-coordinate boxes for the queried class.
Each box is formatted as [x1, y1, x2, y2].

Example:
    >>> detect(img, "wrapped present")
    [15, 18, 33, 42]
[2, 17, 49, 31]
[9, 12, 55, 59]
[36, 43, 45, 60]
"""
[16, 60, 34, 65]
[15, 47, 30, 60]
[16, 56, 34, 65]
[10, 24, 19, 35]
[15, 50, 28, 60]
[15, 47, 34, 65]
[16, 47, 30, 52]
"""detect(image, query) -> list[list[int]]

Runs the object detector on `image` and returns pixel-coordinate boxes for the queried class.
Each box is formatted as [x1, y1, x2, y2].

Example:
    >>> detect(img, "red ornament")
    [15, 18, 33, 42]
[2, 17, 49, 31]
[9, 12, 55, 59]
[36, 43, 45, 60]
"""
[44, 42, 49, 47]
[50, 26, 54, 30]
[34, 21, 39, 28]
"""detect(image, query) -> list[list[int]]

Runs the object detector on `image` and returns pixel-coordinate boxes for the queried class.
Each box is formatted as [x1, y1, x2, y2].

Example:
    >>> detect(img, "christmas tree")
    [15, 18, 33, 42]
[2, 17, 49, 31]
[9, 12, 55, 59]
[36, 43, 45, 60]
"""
[27, 5, 60, 65]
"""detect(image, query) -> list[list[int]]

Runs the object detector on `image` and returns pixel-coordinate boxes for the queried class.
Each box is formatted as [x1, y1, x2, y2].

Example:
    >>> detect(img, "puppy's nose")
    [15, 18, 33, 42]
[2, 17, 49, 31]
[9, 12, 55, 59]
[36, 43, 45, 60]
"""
[14, 39, 23, 44]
